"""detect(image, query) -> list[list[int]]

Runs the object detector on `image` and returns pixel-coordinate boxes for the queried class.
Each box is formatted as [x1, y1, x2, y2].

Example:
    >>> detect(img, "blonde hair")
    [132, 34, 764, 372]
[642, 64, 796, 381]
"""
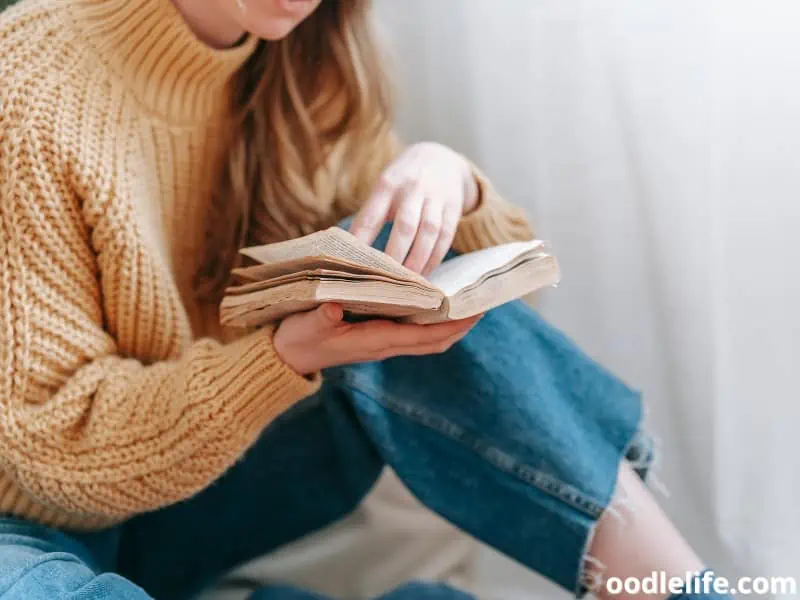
[195, 0, 393, 300]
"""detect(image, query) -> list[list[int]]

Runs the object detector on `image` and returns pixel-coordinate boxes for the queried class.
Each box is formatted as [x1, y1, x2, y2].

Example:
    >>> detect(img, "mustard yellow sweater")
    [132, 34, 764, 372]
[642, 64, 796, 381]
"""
[0, 0, 533, 530]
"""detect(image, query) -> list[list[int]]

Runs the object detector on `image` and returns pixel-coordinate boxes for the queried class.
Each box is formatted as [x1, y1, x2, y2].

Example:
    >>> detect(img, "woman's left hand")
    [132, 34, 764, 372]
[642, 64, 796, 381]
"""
[350, 142, 479, 275]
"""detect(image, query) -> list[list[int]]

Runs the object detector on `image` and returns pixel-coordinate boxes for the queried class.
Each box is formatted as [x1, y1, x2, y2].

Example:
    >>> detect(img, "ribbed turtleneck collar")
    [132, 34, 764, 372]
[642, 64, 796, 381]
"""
[65, 0, 260, 124]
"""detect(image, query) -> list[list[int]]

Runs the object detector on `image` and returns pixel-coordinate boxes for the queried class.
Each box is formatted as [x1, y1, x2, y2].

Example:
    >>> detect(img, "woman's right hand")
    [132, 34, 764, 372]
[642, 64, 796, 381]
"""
[273, 303, 481, 375]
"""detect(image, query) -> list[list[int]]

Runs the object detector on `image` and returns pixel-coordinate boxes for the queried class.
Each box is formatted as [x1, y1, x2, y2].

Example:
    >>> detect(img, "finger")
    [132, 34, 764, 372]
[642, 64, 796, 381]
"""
[301, 303, 344, 335]
[422, 203, 460, 276]
[435, 315, 482, 342]
[348, 315, 480, 350]
[384, 183, 425, 265]
[350, 176, 397, 245]
[425, 315, 481, 344]
[371, 319, 481, 360]
[321, 303, 345, 325]
[403, 199, 442, 273]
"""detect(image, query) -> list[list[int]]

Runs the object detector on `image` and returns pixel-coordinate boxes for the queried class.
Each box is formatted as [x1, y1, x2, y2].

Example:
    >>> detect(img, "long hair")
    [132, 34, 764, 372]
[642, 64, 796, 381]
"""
[195, 0, 393, 301]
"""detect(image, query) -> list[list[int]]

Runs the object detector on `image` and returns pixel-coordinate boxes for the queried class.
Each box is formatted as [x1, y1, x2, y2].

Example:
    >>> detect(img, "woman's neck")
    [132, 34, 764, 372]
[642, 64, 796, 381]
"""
[66, 0, 259, 123]
[170, 0, 246, 49]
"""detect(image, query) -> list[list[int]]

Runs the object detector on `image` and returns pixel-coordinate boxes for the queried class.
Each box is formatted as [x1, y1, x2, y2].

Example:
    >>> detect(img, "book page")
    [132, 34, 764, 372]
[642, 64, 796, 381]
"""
[445, 255, 560, 320]
[225, 269, 437, 298]
[426, 240, 544, 296]
[225, 230, 559, 327]
[231, 257, 387, 284]
[221, 279, 442, 327]
[240, 227, 433, 289]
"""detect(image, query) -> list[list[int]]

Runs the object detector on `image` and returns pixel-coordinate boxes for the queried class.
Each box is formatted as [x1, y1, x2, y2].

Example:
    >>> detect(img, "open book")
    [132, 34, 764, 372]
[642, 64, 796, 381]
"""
[220, 227, 560, 327]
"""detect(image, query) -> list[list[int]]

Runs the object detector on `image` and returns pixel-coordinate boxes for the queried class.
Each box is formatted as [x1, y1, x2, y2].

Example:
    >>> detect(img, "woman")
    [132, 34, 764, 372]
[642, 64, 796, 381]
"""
[0, 1, 730, 599]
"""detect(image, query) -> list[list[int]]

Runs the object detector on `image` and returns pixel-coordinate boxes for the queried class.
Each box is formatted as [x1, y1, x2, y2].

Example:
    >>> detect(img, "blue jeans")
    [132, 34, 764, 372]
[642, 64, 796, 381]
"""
[0, 225, 651, 600]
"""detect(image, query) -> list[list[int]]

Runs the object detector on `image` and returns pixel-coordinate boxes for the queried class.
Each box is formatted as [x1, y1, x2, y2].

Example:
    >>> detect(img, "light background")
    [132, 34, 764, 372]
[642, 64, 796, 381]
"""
[374, 0, 800, 597]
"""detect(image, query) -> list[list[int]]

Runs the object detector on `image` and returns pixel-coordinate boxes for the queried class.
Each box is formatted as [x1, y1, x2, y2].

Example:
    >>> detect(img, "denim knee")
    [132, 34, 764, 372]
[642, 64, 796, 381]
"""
[377, 582, 476, 600]
[248, 582, 475, 600]
[0, 518, 149, 600]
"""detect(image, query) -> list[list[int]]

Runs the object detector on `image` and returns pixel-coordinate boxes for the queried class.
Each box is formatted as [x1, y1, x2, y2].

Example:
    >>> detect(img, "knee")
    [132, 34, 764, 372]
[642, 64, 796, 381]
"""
[378, 582, 476, 600]
[0, 535, 149, 600]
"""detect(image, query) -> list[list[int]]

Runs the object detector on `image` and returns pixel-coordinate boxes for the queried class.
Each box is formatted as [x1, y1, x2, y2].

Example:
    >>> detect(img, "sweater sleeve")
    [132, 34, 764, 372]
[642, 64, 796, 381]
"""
[452, 162, 535, 252]
[0, 125, 321, 523]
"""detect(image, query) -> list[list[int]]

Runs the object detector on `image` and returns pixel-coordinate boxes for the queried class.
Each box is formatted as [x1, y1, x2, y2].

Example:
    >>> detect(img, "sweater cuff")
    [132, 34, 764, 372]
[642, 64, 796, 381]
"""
[453, 163, 535, 252]
[195, 327, 322, 438]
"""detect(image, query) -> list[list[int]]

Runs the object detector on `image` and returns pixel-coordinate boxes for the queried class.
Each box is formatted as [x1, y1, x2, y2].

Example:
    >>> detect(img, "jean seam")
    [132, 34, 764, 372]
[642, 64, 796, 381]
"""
[334, 373, 606, 519]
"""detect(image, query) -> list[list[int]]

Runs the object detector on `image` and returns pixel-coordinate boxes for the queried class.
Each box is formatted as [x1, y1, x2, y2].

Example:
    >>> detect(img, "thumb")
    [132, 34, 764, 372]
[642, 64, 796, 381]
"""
[309, 303, 344, 331]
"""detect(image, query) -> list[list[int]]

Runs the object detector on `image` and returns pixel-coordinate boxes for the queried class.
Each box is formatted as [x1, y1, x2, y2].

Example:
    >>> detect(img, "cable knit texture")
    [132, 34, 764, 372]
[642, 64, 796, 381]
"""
[0, 0, 533, 530]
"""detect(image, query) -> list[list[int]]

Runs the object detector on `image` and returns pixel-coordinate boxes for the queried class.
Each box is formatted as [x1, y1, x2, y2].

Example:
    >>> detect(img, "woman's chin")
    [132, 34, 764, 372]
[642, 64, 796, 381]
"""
[249, 18, 301, 41]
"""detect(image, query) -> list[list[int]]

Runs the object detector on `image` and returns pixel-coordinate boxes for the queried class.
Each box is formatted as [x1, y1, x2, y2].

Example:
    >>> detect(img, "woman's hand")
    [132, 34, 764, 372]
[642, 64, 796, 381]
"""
[350, 142, 479, 275]
[274, 304, 481, 376]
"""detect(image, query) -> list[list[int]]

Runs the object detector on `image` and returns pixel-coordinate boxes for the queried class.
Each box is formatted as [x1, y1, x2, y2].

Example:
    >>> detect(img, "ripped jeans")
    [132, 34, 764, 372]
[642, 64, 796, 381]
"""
[0, 224, 651, 600]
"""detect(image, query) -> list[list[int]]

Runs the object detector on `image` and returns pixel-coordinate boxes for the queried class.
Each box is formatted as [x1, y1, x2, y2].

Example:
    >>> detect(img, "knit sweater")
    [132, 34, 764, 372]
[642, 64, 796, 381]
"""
[0, 0, 534, 530]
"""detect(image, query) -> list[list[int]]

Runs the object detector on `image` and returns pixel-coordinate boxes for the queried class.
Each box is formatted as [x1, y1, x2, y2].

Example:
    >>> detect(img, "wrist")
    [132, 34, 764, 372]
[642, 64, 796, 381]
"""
[273, 325, 308, 376]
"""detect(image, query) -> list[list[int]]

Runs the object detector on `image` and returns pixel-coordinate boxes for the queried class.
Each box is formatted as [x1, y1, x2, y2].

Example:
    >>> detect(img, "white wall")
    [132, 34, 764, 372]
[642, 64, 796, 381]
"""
[375, 1, 800, 597]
